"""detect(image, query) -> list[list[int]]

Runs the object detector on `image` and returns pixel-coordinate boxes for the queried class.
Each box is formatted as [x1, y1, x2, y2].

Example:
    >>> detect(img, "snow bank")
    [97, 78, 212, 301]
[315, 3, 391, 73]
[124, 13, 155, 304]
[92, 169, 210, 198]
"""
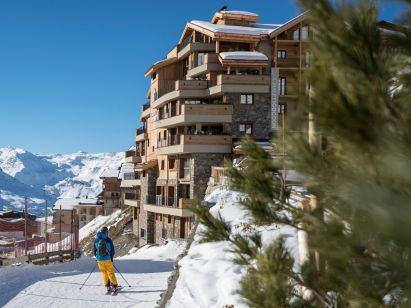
[168, 188, 299, 308]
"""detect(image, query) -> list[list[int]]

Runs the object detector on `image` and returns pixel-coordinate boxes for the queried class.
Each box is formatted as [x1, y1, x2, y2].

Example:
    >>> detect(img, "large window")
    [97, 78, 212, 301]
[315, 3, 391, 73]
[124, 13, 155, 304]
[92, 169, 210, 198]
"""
[279, 77, 286, 95]
[301, 26, 309, 40]
[292, 29, 300, 40]
[239, 123, 253, 135]
[180, 159, 190, 178]
[198, 53, 205, 66]
[240, 94, 253, 105]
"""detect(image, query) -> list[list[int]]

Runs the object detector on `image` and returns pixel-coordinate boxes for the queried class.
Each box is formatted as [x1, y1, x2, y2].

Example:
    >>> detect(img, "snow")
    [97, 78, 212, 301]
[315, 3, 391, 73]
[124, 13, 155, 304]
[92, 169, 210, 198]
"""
[189, 20, 274, 36]
[0, 147, 123, 216]
[220, 10, 259, 17]
[79, 210, 122, 241]
[53, 198, 100, 211]
[100, 168, 120, 178]
[219, 51, 268, 61]
[118, 163, 135, 180]
[168, 188, 299, 308]
[0, 240, 185, 308]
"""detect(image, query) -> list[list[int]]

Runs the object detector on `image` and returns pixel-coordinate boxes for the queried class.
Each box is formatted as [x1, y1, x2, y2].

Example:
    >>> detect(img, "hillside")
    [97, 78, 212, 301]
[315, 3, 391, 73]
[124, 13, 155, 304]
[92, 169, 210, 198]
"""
[0, 147, 123, 216]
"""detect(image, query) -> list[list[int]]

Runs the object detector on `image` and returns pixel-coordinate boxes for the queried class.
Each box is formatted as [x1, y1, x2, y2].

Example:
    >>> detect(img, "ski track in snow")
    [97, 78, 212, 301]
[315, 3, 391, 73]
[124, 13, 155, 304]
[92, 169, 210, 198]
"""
[0, 241, 185, 308]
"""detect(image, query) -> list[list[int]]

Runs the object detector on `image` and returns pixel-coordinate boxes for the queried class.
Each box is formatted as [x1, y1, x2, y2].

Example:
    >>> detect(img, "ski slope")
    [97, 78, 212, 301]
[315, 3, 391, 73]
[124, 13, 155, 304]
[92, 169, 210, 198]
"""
[0, 241, 185, 308]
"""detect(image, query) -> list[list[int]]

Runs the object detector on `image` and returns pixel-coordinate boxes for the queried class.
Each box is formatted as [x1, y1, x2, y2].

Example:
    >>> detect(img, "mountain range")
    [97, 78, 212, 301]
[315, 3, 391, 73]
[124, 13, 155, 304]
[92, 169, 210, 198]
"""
[0, 147, 124, 217]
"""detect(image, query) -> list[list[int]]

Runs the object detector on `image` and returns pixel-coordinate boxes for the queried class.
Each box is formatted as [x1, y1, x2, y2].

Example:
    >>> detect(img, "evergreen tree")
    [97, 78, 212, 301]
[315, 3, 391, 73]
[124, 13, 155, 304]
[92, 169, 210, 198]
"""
[192, 0, 411, 307]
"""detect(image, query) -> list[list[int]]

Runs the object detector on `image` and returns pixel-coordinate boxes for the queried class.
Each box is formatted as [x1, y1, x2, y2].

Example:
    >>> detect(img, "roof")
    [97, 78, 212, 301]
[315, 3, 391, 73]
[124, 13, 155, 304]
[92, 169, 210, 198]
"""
[145, 57, 178, 77]
[269, 11, 310, 38]
[118, 163, 135, 180]
[189, 20, 273, 36]
[53, 198, 100, 211]
[100, 168, 120, 178]
[221, 10, 259, 17]
[219, 51, 268, 61]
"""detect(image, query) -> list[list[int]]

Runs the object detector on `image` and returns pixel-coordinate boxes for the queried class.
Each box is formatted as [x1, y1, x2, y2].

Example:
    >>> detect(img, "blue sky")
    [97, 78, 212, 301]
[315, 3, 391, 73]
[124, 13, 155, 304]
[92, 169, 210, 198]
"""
[0, 0, 405, 154]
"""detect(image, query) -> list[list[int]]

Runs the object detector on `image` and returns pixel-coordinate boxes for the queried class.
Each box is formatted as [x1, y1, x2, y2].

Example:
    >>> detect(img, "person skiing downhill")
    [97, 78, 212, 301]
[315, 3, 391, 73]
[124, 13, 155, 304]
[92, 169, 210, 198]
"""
[93, 226, 119, 292]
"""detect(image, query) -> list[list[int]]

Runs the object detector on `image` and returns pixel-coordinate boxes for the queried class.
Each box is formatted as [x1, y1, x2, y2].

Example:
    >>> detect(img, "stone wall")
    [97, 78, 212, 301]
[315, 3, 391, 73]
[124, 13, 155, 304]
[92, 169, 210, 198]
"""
[154, 215, 183, 243]
[190, 153, 225, 200]
[225, 92, 271, 141]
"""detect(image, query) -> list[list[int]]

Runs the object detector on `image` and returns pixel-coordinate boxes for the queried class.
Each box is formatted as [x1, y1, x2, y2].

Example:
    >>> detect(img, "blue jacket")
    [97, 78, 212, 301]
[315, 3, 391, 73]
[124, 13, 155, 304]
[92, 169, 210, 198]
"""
[93, 232, 115, 261]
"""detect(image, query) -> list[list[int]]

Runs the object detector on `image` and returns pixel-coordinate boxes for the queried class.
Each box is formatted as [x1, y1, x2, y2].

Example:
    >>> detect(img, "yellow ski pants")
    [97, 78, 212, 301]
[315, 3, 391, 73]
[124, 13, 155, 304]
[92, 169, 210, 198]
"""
[97, 260, 118, 286]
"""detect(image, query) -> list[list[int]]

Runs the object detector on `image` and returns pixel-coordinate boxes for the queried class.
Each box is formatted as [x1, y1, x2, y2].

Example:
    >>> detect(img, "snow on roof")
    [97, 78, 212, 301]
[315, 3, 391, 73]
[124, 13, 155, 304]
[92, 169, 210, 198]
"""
[35, 216, 54, 222]
[120, 181, 134, 188]
[100, 168, 119, 178]
[189, 20, 273, 36]
[118, 163, 135, 180]
[53, 198, 99, 211]
[252, 23, 282, 30]
[221, 10, 259, 17]
[219, 51, 268, 61]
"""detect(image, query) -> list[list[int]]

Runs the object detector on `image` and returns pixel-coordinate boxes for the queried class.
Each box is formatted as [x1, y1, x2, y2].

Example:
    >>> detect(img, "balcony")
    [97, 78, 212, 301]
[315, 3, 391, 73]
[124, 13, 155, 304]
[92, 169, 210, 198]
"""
[140, 102, 151, 120]
[124, 193, 141, 207]
[121, 172, 141, 187]
[154, 104, 233, 129]
[177, 42, 215, 60]
[155, 134, 232, 155]
[152, 80, 210, 109]
[209, 74, 271, 95]
[124, 150, 142, 163]
[144, 195, 193, 217]
[135, 127, 147, 142]
[186, 53, 221, 78]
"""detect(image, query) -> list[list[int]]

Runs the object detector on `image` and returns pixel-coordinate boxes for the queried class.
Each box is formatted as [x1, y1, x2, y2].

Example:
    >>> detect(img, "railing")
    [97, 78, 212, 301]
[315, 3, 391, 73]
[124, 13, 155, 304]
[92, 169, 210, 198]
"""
[125, 150, 135, 158]
[123, 172, 140, 180]
[211, 167, 226, 185]
[157, 135, 181, 148]
[136, 127, 146, 135]
[146, 195, 157, 205]
[142, 102, 150, 111]
[217, 74, 271, 85]
[156, 195, 176, 207]
[157, 80, 210, 100]
[125, 192, 140, 200]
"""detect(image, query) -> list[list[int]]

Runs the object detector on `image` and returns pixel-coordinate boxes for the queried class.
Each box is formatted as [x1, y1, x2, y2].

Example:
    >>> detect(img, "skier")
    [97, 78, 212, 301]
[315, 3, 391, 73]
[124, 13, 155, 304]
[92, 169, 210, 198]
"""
[93, 226, 119, 293]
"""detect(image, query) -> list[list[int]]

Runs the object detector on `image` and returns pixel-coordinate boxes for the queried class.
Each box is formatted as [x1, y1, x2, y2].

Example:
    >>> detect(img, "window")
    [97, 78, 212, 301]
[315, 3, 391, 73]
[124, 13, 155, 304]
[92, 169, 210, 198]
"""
[180, 159, 190, 178]
[198, 53, 205, 66]
[240, 94, 253, 105]
[161, 160, 165, 170]
[239, 123, 253, 135]
[133, 207, 138, 219]
[169, 159, 175, 169]
[140, 228, 146, 239]
[168, 215, 172, 224]
[292, 29, 300, 40]
[279, 77, 286, 95]
[162, 227, 168, 239]
[278, 103, 287, 115]
[301, 26, 309, 40]
[277, 50, 286, 59]
[305, 51, 310, 67]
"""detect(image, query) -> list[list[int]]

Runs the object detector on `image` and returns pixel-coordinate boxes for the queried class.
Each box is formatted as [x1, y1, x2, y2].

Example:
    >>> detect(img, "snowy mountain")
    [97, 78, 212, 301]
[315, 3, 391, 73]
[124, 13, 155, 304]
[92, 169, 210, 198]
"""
[0, 147, 124, 216]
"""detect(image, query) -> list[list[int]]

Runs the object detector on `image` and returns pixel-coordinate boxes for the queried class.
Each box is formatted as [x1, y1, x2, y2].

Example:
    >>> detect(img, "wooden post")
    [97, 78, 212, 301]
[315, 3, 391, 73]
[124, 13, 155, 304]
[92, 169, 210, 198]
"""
[44, 199, 48, 253]
[24, 197, 28, 256]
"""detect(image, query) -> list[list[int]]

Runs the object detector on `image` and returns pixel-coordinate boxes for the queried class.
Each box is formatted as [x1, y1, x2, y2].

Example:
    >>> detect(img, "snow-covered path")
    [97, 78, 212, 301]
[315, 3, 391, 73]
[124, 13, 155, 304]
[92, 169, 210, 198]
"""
[0, 241, 184, 308]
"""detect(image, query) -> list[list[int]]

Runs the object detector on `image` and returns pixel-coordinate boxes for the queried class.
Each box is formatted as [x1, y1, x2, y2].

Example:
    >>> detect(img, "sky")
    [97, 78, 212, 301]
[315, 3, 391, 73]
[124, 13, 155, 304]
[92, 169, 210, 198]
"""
[0, 0, 405, 154]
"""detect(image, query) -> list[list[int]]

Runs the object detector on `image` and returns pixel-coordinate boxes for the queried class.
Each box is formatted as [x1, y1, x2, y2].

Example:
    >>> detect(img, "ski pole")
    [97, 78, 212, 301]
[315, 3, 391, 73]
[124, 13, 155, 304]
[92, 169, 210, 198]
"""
[79, 262, 97, 290]
[113, 263, 131, 287]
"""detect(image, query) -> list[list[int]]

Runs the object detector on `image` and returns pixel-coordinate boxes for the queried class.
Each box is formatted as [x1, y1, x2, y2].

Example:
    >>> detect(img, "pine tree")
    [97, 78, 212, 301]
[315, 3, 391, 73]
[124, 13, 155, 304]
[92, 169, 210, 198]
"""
[192, 0, 411, 307]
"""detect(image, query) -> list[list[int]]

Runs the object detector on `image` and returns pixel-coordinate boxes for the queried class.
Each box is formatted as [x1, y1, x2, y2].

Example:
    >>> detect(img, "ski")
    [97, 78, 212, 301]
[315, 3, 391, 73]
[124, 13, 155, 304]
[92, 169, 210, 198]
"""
[111, 286, 123, 296]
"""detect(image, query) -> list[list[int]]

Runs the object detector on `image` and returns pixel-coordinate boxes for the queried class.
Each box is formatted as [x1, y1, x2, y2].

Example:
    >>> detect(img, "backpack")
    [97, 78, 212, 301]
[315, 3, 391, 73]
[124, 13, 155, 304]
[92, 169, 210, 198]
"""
[97, 238, 109, 257]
